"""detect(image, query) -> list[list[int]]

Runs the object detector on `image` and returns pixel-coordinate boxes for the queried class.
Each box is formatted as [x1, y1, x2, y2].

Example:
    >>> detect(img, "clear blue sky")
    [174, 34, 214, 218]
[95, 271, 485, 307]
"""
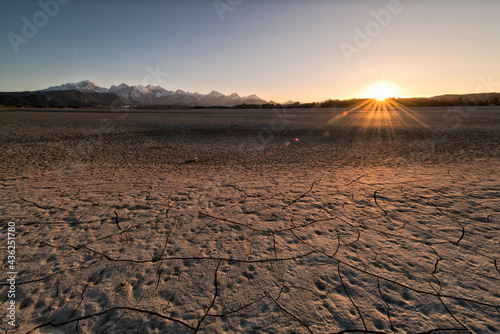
[1, 0, 499, 102]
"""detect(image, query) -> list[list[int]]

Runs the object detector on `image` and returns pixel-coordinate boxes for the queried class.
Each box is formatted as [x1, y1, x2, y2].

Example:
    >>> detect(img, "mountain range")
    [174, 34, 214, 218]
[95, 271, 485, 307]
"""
[1, 80, 498, 109]
[37, 80, 268, 106]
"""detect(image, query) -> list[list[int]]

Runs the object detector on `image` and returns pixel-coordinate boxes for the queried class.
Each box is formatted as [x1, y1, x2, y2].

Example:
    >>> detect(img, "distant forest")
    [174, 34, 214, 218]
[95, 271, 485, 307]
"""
[144, 93, 500, 109]
[207, 93, 500, 110]
[1, 91, 499, 109]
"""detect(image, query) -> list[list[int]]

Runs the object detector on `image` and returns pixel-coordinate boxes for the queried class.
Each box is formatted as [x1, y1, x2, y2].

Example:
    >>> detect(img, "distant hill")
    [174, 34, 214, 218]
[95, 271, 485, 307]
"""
[394, 92, 500, 108]
[429, 92, 500, 101]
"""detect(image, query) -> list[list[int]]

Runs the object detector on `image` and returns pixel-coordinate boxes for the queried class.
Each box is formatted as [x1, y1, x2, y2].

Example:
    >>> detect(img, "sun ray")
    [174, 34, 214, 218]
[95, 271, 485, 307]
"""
[326, 94, 432, 144]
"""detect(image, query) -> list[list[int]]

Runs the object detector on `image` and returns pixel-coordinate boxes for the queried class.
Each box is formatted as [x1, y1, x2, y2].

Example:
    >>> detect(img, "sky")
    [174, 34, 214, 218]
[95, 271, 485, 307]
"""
[1, 0, 499, 103]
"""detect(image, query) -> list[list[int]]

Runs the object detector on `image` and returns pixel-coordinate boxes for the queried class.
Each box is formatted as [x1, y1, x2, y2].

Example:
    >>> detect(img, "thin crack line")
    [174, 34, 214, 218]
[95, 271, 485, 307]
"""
[376, 278, 394, 331]
[283, 177, 322, 209]
[27, 306, 196, 333]
[373, 190, 387, 216]
[193, 259, 221, 333]
[338, 262, 368, 331]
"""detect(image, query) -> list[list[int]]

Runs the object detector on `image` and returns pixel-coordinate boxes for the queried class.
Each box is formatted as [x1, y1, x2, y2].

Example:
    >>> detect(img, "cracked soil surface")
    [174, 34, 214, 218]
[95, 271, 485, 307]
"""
[0, 107, 499, 333]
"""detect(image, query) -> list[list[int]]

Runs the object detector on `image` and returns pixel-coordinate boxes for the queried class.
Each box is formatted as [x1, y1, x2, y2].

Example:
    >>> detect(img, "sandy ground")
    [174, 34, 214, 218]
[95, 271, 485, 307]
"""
[0, 106, 499, 333]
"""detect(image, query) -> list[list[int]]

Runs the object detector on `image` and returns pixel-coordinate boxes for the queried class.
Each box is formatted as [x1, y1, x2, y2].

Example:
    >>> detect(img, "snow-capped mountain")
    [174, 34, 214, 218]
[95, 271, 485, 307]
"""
[39, 80, 268, 106]
[108, 83, 168, 103]
[42, 80, 109, 94]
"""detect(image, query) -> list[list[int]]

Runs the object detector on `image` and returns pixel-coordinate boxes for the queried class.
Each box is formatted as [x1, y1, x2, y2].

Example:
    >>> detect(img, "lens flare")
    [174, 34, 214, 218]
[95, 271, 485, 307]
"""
[367, 82, 399, 101]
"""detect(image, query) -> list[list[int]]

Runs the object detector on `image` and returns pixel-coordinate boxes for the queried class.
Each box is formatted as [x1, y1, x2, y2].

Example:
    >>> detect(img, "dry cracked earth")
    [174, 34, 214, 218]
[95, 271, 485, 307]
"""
[0, 107, 499, 333]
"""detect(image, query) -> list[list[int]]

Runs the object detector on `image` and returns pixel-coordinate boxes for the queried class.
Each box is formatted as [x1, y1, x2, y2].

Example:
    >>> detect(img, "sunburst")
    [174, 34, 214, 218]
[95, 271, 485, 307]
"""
[366, 82, 398, 101]
[327, 96, 430, 141]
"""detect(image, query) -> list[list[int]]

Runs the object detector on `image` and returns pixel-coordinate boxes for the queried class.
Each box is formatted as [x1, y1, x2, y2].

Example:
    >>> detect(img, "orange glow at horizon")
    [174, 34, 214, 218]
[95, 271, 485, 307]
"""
[327, 98, 431, 141]
[365, 82, 400, 101]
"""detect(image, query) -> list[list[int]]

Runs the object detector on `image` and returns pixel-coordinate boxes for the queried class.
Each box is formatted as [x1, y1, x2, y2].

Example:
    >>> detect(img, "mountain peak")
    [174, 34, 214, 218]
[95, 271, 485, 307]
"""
[245, 94, 260, 99]
[37, 81, 268, 106]
[208, 90, 224, 97]
[77, 79, 95, 85]
[41, 80, 108, 93]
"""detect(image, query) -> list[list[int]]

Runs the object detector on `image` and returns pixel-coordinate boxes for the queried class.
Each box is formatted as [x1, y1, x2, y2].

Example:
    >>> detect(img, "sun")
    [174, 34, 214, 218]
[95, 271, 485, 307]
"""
[367, 82, 398, 101]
